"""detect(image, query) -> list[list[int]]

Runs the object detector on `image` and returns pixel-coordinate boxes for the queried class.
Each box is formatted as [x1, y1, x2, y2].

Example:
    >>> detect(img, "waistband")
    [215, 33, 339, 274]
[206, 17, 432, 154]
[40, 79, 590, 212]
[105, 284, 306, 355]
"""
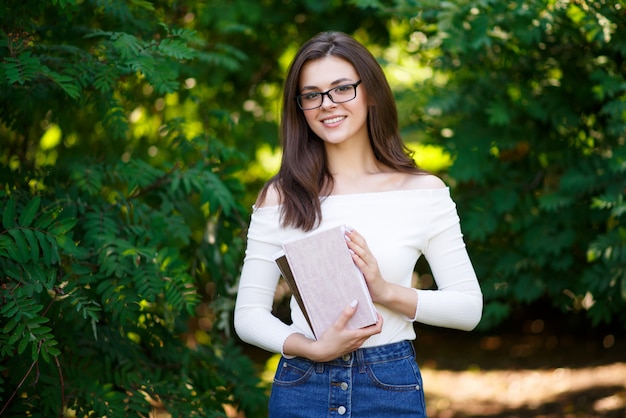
[325, 340, 415, 367]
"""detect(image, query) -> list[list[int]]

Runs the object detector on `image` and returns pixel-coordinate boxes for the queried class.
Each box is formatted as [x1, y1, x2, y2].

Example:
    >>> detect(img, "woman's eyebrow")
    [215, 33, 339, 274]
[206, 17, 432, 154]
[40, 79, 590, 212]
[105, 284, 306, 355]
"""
[300, 77, 353, 91]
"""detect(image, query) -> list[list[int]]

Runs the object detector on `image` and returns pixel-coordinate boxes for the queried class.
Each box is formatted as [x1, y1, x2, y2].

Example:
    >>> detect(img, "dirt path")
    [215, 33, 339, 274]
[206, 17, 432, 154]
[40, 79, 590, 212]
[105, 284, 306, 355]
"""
[422, 364, 626, 417]
[416, 325, 626, 418]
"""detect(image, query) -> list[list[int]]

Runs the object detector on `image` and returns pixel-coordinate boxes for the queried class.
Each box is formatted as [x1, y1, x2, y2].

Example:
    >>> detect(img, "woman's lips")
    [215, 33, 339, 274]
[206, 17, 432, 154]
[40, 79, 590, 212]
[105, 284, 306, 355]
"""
[322, 116, 346, 125]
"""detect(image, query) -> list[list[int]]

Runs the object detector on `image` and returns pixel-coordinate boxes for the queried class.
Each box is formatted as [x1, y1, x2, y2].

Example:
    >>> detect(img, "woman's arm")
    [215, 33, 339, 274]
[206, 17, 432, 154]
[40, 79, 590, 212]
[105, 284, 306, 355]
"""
[346, 198, 482, 331]
[415, 217, 483, 331]
[234, 241, 297, 354]
[345, 228, 420, 319]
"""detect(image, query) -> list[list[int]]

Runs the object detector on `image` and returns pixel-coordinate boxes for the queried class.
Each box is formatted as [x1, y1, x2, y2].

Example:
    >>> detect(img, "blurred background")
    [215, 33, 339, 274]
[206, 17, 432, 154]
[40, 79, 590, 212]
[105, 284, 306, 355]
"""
[1, 0, 624, 416]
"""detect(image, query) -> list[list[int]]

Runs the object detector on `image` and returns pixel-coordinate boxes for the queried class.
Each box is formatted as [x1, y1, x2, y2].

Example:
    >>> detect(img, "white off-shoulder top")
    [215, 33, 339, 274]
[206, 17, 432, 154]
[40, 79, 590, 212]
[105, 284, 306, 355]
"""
[234, 188, 483, 355]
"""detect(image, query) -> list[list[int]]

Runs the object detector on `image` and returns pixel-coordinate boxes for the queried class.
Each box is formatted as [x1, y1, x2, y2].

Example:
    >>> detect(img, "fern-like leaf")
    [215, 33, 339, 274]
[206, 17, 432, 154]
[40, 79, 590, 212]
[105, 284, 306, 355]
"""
[44, 69, 81, 99]
[3, 51, 42, 84]
[158, 38, 196, 60]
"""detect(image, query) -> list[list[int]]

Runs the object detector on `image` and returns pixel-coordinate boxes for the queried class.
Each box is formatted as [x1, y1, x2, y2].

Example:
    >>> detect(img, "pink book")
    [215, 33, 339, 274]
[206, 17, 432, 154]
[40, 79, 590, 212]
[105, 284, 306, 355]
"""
[275, 225, 377, 339]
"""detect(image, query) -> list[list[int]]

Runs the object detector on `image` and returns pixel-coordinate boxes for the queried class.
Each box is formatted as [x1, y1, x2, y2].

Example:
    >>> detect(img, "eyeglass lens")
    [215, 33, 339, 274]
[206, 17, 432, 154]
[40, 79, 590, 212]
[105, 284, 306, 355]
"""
[298, 84, 358, 110]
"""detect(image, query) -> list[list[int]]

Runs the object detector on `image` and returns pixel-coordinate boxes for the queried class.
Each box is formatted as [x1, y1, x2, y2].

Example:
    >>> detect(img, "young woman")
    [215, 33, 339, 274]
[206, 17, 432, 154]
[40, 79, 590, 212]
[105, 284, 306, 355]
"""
[234, 31, 482, 417]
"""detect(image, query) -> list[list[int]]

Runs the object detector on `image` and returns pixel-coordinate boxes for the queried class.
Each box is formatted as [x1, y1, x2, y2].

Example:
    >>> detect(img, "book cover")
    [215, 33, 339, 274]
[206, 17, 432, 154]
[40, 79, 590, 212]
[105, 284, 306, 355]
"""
[275, 225, 378, 339]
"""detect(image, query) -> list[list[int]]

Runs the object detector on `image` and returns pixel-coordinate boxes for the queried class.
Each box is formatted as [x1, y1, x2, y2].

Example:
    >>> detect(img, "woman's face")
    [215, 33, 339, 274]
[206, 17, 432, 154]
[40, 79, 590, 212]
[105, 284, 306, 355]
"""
[298, 56, 369, 147]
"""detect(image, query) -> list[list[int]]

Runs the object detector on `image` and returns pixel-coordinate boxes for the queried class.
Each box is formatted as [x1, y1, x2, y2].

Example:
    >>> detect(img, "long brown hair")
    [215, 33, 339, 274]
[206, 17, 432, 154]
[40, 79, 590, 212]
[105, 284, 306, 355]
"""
[259, 31, 423, 231]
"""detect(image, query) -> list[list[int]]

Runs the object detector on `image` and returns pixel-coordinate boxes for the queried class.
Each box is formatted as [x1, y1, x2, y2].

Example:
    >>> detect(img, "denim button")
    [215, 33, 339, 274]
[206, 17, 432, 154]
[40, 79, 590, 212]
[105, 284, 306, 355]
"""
[340, 382, 348, 390]
[341, 354, 351, 361]
[338, 406, 346, 415]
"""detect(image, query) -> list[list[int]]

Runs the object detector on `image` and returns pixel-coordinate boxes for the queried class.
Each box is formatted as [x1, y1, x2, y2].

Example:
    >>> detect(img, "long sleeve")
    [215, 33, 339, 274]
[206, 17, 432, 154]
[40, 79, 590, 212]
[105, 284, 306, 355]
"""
[234, 208, 299, 354]
[415, 197, 483, 331]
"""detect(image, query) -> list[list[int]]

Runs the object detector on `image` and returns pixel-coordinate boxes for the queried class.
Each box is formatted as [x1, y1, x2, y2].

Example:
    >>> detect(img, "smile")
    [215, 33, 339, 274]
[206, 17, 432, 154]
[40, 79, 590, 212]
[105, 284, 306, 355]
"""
[322, 116, 346, 125]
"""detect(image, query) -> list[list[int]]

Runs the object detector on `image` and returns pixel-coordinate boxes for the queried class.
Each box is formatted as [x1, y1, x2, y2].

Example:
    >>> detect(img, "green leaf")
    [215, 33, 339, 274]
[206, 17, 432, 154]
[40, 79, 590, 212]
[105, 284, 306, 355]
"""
[158, 38, 196, 60]
[55, 234, 80, 256]
[51, 0, 78, 8]
[35, 230, 53, 266]
[34, 326, 53, 337]
[201, 171, 236, 215]
[463, 208, 499, 242]
[539, 192, 574, 212]
[46, 233, 61, 264]
[491, 187, 518, 215]
[22, 263, 49, 287]
[102, 105, 129, 140]
[17, 333, 30, 355]
[0, 299, 18, 317]
[22, 228, 40, 264]
[34, 207, 62, 229]
[3, 51, 42, 84]
[3, 315, 21, 334]
[7, 323, 26, 346]
[40, 339, 60, 362]
[3, 265, 25, 282]
[486, 101, 511, 126]
[129, 0, 155, 10]
[2, 198, 16, 229]
[112, 32, 144, 60]
[8, 229, 29, 263]
[49, 217, 78, 236]
[46, 71, 81, 99]
[0, 234, 15, 256]
[19, 196, 41, 227]
[93, 64, 119, 93]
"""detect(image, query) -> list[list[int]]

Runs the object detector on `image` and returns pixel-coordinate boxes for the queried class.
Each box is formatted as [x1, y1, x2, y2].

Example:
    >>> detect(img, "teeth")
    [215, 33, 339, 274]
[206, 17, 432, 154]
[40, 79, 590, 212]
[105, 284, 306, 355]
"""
[323, 116, 345, 124]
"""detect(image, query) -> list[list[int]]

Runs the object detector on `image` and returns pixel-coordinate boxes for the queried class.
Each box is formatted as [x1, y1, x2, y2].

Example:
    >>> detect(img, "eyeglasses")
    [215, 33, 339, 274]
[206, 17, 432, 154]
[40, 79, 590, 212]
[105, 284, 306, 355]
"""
[295, 80, 362, 110]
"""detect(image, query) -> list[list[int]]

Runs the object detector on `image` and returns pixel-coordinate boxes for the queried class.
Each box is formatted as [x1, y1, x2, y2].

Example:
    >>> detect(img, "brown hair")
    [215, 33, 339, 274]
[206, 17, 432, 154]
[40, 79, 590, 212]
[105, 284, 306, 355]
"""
[259, 31, 423, 231]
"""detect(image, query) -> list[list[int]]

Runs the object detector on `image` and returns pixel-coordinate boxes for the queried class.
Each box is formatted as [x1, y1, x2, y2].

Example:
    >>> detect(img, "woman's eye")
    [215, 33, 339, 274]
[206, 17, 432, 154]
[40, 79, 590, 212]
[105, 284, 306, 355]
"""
[334, 85, 351, 93]
[303, 93, 320, 100]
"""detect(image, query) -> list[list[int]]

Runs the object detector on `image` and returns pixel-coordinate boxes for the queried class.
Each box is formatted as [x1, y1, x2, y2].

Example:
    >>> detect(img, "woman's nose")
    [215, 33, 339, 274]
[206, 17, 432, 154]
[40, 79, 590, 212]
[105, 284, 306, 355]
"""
[320, 93, 337, 109]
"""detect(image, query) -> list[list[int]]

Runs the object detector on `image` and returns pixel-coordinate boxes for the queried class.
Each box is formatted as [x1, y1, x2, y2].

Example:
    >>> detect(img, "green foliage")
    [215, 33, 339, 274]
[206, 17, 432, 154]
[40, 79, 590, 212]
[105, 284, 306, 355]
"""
[0, 0, 274, 415]
[0, 144, 269, 415]
[392, 0, 626, 328]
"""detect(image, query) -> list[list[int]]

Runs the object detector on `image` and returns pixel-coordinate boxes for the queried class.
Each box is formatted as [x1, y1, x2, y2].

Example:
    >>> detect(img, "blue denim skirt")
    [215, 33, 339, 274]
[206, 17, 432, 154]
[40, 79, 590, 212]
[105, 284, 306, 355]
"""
[268, 340, 426, 417]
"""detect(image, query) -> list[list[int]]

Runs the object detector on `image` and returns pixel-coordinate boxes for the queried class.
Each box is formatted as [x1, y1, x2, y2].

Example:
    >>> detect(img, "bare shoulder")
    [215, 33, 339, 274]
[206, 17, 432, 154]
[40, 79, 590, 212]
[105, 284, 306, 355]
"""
[402, 173, 447, 190]
[255, 182, 282, 208]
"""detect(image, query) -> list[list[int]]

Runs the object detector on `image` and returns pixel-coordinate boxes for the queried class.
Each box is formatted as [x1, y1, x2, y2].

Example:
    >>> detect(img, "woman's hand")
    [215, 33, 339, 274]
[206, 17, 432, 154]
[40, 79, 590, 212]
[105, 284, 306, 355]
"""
[345, 228, 419, 319]
[344, 228, 389, 303]
[283, 300, 383, 362]
[313, 300, 383, 362]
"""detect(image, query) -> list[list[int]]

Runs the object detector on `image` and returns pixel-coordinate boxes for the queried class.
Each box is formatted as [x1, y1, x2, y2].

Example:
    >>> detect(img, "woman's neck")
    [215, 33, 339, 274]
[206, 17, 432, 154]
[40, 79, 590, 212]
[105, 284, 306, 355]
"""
[325, 141, 385, 178]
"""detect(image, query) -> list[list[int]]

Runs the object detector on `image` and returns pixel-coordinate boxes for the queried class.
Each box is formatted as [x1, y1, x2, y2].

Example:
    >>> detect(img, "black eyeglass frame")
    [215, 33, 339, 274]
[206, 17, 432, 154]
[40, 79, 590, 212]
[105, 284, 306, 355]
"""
[295, 80, 362, 110]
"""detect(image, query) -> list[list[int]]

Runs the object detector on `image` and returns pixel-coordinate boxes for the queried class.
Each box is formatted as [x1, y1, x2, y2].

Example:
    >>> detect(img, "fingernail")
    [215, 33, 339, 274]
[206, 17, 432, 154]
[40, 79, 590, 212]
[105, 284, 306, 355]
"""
[344, 234, 351, 242]
[350, 299, 358, 308]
